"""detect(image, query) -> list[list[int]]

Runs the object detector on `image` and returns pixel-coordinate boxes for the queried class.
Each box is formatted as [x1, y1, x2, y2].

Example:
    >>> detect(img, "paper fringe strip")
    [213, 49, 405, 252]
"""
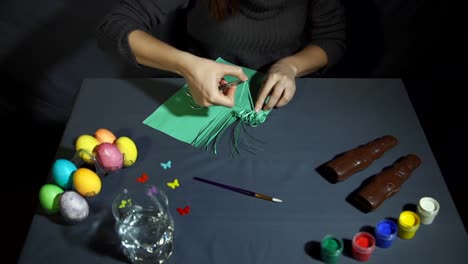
[191, 107, 268, 155]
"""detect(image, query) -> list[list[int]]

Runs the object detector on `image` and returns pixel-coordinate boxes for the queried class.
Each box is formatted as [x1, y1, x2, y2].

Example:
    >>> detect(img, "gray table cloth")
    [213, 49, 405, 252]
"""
[18, 78, 467, 263]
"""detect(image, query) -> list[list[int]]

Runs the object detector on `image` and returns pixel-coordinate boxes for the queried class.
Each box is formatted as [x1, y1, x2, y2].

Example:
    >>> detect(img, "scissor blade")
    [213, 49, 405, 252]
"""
[219, 80, 245, 90]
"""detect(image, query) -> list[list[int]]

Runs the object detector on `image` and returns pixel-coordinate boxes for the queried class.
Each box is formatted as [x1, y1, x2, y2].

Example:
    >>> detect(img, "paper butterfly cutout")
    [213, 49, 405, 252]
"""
[177, 206, 190, 215]
[167, 178, 180, 189]
[160, 160, 172, 170]
[136, 172, 149, 183]
[146, 186, 158, 196]
[119, 199, 132, 209]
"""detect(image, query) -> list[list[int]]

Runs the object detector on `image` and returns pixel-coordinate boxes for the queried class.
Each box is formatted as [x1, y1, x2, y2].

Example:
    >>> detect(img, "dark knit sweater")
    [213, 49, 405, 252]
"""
[96, 0, 346, 72]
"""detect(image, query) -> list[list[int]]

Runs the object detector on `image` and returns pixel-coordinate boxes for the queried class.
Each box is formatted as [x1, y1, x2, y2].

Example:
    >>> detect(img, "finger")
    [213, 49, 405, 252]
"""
[193, 98, 213, 108]
[255, 76, 276, 112]
[275, 79, 295, 107]
[263, 84, 284, 111]
[219, 78, 228, 91]
[214, 97, 235, 108]
[221, 64, 248, 81]
[224, 85, 237, 99]
[275, 87, 293, 107]
[210, 86, 237, 108]
[222, 83, 237, 95]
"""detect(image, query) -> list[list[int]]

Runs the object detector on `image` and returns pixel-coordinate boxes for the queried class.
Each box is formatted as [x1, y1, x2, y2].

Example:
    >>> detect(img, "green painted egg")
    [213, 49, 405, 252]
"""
[39, 184, 64, 214]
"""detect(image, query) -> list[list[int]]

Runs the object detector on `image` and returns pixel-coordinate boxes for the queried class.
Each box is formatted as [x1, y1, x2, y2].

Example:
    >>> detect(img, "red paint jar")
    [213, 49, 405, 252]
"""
[352, 232, 376, 261]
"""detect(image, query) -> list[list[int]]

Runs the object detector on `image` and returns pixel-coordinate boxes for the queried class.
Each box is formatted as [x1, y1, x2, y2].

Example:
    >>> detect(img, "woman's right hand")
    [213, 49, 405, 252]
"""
[181, 57, 248, 108]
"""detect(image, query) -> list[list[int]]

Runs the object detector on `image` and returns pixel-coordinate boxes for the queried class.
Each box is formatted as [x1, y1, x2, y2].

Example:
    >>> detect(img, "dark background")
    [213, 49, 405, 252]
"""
[1, 0, 466, 262]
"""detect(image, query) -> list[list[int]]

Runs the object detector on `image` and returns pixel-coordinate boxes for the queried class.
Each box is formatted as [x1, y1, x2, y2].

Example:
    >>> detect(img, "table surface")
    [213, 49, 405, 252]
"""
[19, 78, 467, 264]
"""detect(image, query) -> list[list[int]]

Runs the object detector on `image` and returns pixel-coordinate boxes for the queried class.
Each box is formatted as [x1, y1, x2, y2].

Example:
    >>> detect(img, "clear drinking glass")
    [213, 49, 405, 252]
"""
[112, 184, 174, 264]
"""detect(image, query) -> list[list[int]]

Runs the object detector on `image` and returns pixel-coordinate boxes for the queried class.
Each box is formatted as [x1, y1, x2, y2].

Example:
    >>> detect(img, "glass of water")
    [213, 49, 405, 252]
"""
[112, 183, 174, 264]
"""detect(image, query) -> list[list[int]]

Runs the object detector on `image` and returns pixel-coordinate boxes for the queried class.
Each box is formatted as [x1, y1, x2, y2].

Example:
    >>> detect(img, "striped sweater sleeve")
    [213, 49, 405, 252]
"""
[96, 0, 189, 66]
[308, 0, 346, 68]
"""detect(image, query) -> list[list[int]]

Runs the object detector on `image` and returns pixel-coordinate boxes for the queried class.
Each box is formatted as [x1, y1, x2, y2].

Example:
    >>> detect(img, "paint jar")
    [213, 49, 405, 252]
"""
[374, 219, 398, 248]
[320, 234, 344, 264]
[417, 197, 440, 225]
[352, 232, 376, 261]
[397, 210, 420, 239]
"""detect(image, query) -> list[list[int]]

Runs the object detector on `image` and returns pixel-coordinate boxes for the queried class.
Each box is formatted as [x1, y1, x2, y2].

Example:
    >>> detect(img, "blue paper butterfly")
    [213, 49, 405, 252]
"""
[161, 160, 172, 170]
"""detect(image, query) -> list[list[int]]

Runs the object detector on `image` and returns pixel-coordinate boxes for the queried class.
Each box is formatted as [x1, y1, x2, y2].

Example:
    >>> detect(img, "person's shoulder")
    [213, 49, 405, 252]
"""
[150, 0, 191, 11]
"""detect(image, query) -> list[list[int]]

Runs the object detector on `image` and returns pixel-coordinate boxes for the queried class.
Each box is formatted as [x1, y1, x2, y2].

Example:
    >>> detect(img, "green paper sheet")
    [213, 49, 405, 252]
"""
[143, 57, 270, 153]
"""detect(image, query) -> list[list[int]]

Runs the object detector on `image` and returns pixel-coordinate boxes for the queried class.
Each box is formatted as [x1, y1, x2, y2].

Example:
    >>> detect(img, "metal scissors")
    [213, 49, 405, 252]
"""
[218, 79, 245, 91]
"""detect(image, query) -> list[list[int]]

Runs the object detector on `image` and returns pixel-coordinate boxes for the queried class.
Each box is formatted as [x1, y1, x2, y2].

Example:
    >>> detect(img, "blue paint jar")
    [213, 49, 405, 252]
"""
[375, 219, 398, 248]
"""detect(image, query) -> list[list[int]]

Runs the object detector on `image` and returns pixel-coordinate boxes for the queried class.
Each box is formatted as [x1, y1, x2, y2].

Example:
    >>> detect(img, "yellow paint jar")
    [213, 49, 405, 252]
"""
[397, 210, 420, 239]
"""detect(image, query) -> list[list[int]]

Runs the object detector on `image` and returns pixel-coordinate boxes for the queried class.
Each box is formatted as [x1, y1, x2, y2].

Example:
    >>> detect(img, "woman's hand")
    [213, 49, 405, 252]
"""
[254, 62, 297, 112]
[182, 57, 248, 108]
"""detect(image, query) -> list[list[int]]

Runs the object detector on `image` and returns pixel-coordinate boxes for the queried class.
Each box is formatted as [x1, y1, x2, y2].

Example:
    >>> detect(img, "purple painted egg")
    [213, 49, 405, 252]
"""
[94, 142, 123, 172]
[59, 191, 89, 223]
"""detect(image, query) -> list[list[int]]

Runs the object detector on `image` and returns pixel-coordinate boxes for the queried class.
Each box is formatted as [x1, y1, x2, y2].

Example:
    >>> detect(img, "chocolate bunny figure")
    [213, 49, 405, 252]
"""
[354, 154, 422, 212]
[321, 135, 398, 183]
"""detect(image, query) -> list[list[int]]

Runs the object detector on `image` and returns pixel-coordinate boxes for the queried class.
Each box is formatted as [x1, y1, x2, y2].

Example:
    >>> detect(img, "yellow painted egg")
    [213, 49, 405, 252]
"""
[73, 167, 102, 197]
[94, 128, 117, 144]
[115, 136, 138, 167]
[75, 134, 99, 164]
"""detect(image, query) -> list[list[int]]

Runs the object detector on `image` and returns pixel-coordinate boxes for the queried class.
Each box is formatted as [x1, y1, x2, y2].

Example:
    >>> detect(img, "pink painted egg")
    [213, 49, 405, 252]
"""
[94, 142, 123, 172]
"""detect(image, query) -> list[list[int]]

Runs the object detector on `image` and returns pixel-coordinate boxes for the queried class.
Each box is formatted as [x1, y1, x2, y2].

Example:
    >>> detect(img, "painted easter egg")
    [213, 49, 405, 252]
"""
[114, 136, 138, 167]
[51, 159, 77, 189]
[94, 128, 117, 144]
[75, 134, 99, 164]
[73, 168, 101, 197]
[94, 142, 123, 172]
[59, 191, 89, 223]
[39, 184, 64, 214]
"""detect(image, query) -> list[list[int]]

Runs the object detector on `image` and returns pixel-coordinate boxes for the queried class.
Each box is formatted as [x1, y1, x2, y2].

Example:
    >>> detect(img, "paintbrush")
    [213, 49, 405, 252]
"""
[193, 177, 283, 203]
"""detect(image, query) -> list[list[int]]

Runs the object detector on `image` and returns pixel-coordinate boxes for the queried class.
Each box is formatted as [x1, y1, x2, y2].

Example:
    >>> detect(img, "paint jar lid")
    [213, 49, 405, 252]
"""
[398, 211, 420, 227]
[418, 197, 440, 215]
[375, 219, 398, 239]
[352, 232, 376, 254]
[321, 235, 343, 254]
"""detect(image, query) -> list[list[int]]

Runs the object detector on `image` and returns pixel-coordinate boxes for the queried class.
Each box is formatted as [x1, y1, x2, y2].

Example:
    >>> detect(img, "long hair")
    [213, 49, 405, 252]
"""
[207, 0, 240, 21]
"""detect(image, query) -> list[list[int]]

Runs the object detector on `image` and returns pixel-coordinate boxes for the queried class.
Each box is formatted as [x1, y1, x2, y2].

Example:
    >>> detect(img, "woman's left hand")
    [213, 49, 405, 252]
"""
[254, 62, 297, 112]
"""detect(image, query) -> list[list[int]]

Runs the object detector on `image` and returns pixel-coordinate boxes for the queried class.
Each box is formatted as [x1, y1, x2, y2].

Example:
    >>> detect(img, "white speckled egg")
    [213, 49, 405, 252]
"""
[59, 191, 89, 223]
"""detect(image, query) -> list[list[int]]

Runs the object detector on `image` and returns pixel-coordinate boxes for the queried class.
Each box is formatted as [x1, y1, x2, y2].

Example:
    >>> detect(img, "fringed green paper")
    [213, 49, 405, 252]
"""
[142, 57, 271, 154]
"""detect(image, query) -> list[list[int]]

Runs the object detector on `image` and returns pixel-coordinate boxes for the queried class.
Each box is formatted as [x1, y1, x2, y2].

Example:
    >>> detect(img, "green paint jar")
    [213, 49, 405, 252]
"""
[321, 234, 344, 264]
